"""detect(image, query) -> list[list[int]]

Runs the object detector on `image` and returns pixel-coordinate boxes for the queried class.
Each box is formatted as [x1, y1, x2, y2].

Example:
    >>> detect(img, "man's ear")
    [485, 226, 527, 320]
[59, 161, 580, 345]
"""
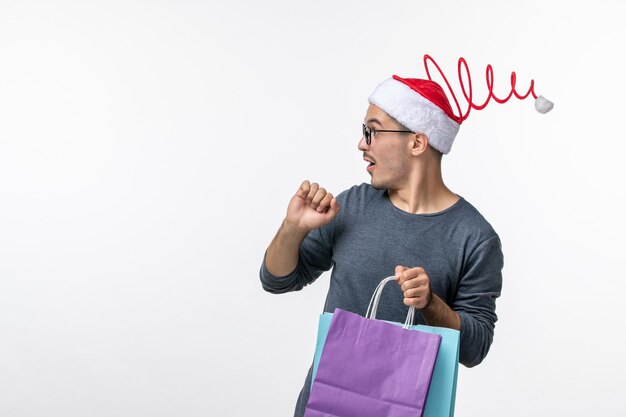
[409, 133, 429, 156]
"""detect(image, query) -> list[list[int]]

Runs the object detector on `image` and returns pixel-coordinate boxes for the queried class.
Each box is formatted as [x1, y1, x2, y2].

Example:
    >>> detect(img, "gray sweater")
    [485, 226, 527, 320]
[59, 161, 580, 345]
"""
[260, 183, 503, 416]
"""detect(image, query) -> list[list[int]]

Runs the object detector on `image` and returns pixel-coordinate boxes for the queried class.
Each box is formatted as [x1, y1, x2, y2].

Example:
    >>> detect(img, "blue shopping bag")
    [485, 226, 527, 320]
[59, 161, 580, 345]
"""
[310, 277, 460, 417]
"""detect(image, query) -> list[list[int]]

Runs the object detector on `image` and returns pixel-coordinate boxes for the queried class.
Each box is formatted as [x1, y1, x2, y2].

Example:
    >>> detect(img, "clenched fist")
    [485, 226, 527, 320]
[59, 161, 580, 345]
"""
[284, 180, 341, 232]
[395, 265, 433, 310]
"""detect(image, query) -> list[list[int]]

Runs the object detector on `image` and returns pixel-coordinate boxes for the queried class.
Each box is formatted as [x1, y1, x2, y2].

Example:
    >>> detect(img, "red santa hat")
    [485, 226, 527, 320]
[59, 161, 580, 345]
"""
[367, 55, 553, 154]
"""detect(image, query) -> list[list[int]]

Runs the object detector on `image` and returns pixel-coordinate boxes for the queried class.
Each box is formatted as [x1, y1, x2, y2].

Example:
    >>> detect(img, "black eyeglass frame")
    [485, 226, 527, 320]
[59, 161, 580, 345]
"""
[362, 123, 413, 145]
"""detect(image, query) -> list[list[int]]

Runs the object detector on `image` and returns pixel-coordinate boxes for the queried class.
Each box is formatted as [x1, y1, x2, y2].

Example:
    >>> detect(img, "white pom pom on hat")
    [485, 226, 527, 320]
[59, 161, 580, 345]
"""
[367, 55, 553, 154]
[534, 95, 554, 114]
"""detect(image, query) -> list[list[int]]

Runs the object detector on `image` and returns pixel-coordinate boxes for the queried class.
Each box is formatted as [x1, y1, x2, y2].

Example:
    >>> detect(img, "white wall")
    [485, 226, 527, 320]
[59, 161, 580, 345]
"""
[1, 1, 624, 416]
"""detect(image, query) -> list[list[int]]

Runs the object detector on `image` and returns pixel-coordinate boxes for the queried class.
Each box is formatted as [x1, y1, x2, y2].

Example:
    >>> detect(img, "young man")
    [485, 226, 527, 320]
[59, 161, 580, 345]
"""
[260, 75, 504, 417]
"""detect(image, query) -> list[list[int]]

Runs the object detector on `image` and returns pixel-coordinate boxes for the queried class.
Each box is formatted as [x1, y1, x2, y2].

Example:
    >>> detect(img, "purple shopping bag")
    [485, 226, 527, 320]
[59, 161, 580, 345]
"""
[304, 277, 442, 417]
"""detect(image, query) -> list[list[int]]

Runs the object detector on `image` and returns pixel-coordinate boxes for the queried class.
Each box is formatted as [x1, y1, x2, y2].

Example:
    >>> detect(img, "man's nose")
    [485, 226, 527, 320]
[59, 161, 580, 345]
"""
[357, 135, 368, 151]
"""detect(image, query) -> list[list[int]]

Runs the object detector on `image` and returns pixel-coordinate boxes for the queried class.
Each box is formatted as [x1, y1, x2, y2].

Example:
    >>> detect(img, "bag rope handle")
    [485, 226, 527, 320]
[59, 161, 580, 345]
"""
[365, 276, 416, 329]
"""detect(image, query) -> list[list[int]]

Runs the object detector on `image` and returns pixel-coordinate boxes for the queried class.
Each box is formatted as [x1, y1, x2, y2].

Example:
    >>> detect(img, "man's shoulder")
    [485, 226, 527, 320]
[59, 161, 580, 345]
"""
[336, 183, 382, 205]
[453, 196, 500, 243]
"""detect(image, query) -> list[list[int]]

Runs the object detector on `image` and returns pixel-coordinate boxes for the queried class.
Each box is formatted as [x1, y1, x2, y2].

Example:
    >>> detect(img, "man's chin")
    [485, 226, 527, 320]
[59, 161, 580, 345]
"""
[369, 180, 386, 190]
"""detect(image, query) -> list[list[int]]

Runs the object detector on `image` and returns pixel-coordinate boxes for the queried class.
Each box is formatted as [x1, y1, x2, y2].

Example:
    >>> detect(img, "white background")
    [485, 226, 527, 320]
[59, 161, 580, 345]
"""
[1, 1, 625, 416]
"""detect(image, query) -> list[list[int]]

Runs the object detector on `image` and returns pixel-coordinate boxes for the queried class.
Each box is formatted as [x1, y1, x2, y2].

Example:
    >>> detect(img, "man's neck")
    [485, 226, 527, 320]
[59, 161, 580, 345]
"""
[387, 170, 459, 215]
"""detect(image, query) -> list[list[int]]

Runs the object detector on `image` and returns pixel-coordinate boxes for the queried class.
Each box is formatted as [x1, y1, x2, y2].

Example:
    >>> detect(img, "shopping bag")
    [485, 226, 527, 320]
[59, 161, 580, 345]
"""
[410, 324, 459, 417]
[309, 277, 460, 417]
[304, 277, 443, 417]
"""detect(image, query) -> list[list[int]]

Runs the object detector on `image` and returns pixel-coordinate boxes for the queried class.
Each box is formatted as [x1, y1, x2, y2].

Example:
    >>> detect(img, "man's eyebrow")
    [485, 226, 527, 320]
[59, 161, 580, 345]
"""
[364, 118, 383, 126]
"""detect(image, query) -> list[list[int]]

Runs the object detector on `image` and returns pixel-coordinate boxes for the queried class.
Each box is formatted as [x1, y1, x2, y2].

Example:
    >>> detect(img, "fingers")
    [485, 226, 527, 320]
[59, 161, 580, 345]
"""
[307, 182, 320, 204]
[401, 275, 428, 292]
[394, 265, 409, 281]
[395, 266, 424, 286]
[296, 181, 339, 213]
[327, 197, 341, 214]
[403, 293, 432, 309]
[315, 192, 333, 212]
[309, 185, 326, 209]
[297, 180, 318, 201]
[395, 266, 432, 309]
[403, 282, 433, 309]
[296, 180, 311, 198]
[288, 180, 340, 231]
[403, 286, 428, 298]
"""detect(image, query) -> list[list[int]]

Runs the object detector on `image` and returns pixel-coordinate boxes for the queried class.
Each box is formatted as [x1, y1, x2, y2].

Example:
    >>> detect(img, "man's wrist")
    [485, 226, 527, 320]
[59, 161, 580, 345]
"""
[419, 292, 461, 330]
[420, 289, 434, 311]
[281, 219, 309, 242]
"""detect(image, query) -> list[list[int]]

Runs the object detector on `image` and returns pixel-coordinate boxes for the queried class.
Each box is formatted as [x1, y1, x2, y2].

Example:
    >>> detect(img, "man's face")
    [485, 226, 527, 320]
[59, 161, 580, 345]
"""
[359, 104, 413, 190]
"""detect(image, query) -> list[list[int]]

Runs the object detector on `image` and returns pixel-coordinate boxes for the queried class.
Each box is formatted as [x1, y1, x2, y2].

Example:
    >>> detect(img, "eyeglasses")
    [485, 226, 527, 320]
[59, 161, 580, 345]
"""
[362, 124, 413, 145]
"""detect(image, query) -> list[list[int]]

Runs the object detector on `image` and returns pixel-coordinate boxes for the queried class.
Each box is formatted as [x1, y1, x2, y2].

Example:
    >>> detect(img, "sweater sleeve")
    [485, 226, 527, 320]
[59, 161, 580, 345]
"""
[452, 235, 504, 367]
[259, 220, 335, 294]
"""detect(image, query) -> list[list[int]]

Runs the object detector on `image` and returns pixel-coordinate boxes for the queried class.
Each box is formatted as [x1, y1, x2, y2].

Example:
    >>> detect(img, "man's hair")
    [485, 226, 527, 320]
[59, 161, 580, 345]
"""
[394, 118, 443, 161]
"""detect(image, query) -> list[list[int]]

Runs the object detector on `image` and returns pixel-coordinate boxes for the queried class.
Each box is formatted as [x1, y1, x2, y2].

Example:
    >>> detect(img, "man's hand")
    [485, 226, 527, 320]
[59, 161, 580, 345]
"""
[284, 180, 341, 233]
[265, 180, 339, 277]
[395, 265, 461, 330]
[395, 265, 433, 310]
